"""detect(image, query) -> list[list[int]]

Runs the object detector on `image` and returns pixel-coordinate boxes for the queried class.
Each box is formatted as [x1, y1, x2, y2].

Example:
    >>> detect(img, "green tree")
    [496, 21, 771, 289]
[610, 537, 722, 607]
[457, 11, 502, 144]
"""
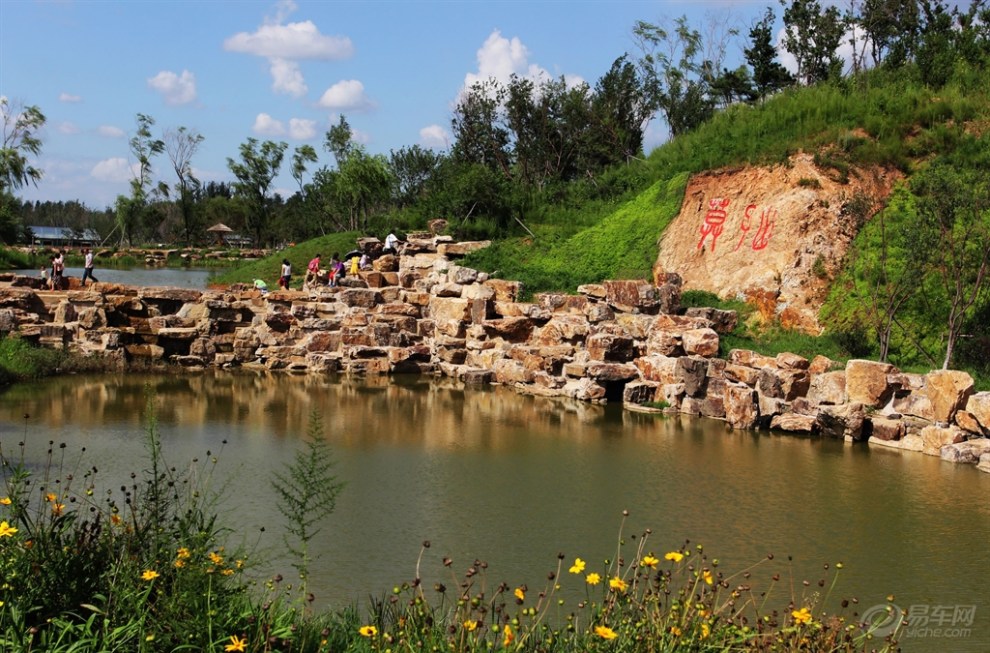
[451, 79, 512, 177]
[164, 126, 204, 245]
[633, 16, 713, 137]
[0, 97, 46, 193]
[389, 144, 442, 207]
[116, 113, 165, 246]
[780, 0, 848, 85]
[911, 162, 990, 369]
[291, 144, 318, 196]
[226, 137, 288, 247]
[856, 0, 922, 68]
[745, 8, 795, 102]
[324, 115, 354, 168]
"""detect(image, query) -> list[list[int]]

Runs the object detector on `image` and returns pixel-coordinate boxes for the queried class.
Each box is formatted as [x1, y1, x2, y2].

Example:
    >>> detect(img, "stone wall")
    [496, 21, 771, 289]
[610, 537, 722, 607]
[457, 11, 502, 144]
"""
[1, 236, 987, 473]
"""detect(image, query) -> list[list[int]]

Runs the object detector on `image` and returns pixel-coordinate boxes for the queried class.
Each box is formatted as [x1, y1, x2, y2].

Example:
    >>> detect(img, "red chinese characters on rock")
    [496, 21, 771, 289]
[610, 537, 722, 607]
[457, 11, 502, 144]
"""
[731, 203, 777, 252]
[698, 198, 731, 252]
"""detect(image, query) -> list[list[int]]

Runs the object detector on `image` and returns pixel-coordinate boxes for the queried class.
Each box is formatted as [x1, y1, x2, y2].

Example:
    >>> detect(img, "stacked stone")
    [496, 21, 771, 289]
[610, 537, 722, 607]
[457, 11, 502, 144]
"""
[0, 237, 987, 473]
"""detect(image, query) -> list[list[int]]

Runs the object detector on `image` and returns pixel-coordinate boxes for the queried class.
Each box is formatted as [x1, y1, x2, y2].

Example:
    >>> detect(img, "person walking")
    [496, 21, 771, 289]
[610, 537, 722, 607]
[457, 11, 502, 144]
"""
[81, 248, 98, 285]
[279, 258, 292, 289]
[52, 251, 65, 290]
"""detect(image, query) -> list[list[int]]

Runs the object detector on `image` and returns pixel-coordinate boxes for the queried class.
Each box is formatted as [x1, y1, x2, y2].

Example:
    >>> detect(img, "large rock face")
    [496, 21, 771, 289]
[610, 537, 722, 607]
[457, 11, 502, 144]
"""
[652, 153, 900, 333]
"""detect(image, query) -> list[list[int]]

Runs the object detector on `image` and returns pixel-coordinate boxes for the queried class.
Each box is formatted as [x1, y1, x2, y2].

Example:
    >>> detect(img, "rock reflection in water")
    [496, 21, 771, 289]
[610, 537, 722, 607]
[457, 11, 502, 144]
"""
[0, 371, 987, 653]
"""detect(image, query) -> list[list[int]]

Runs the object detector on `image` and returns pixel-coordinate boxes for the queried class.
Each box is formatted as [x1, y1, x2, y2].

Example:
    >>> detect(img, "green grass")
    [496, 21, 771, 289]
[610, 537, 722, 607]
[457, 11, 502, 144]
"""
[212, 232, 362, 288]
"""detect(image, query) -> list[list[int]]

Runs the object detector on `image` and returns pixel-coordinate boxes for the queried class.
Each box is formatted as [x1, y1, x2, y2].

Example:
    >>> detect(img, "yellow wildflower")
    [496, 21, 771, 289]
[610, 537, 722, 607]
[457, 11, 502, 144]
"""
[359, 625, 378, 637]
[608, 576, 627, 592]
[176, 547, 191, 560]
[502, 625, 514, 647]
[586, 572, 601, 585]
[594, 625, 618, 640]
[670, 625, 682, 637]
[0, 497, 11, 505]
[45, 493, 56, 503]
[52, 503, 65, 517]
[141, 569, 159, 582]
[701, 623, 711, 639]
[110, 514, 122, 526]
[235, 559, 245, 569]
[703, 570, 713, 585]
[641, 555, 659, 568]
[209, 551, 224, 566]
[221, 568, 234, 576]
[792, 607, 813, 625]
[569, 557, 586, 574]
[224, 634, 247, 652]
[174, 559, 185, 569]
[514, 587, 525, 601]
[0, 521, 17, 537]
[664, 551, 684, 562]
[463, 619, 478, 632]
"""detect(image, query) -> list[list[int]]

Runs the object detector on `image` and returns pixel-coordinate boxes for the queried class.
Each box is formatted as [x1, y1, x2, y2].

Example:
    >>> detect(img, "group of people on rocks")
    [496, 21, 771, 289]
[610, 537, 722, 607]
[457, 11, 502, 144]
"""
[40, 248, 98, 290]
[293, 232, 399, 291]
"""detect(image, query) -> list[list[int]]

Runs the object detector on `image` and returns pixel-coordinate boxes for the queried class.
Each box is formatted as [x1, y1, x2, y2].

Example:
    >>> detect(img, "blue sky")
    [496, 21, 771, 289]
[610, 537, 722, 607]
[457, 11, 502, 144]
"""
[1, 0, 777, 210]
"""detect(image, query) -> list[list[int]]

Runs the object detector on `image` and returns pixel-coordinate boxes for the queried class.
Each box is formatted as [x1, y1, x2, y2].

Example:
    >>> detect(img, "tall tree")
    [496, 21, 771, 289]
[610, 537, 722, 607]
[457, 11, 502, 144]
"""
[633, 16, 712, 137]
[451, 79, 512, 177]
[324, 116, 354, 168]
[0, 97, 46, 192]
[856, 0, 922, 68]
[164, 126, 204, 245]
[116, 113, 165, 246]
[389, 145, 442, 207]
[745, 8, 795, 101]
[291, 144, 318, 196]
[911, 162, 990, 369]
[780, 0, 848, 85]
[226, 138, 288, 247]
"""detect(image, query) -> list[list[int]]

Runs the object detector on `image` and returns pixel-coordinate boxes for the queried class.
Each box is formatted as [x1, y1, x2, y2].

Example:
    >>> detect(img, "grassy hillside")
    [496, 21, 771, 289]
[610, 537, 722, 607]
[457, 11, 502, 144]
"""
[212, 232, 361, 289]
[218, 64, 989, 383]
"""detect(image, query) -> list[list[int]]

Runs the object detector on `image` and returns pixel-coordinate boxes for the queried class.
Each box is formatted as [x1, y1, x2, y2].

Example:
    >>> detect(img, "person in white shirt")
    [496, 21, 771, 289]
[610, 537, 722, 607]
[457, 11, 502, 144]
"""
[279, 258, 292, 289]
[384, 232, 399, 253]
[81, 248, 98, 285]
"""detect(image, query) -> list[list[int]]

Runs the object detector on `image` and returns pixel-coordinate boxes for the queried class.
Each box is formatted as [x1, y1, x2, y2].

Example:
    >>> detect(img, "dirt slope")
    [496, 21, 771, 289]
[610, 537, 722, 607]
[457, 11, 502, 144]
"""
[652, 153, 901, 334]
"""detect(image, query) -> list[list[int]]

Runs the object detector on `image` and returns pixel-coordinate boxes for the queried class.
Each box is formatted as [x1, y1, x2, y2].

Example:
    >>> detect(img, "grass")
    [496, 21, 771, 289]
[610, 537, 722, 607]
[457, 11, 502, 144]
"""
[212, 232, 362, 288]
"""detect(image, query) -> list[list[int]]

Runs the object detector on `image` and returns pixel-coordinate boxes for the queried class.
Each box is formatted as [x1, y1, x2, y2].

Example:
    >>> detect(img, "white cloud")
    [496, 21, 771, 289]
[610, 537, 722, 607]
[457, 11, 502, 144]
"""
[270, 58, 307, 97]
[97, 125, 126, 138]
[91, 157, 135, 183]
[317, 79, 373, 111]
[147, 70, 197, 106]
[58, 92, 82, 103]
[224, 20, 353, 60]
[288, 118, 317, 140]
[419, 124, 450, 149]
[253, 112, 286, 136]
[57, 122, 79, 135]
[463, 30, 550, 92]
[351, 128, 371, 146]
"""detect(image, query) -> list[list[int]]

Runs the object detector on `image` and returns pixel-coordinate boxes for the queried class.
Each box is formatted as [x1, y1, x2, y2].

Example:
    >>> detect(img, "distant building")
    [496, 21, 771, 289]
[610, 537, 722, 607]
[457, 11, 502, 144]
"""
[28, 226, 101, 247]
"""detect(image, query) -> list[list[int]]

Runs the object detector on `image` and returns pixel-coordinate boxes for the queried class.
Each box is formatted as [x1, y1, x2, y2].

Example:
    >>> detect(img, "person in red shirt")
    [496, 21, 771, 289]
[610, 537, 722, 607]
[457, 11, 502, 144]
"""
[305, 254, 321, 289]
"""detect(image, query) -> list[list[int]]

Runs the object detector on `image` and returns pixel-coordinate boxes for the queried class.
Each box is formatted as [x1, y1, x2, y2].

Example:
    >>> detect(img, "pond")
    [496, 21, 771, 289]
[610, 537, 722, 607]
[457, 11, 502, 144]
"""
[14, 266, 222, 289]
[0, 371, 987, 651]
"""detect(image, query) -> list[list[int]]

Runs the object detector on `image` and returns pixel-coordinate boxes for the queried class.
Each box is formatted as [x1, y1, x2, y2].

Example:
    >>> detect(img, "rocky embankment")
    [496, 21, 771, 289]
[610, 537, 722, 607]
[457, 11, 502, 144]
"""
[1, 235, 987, 473]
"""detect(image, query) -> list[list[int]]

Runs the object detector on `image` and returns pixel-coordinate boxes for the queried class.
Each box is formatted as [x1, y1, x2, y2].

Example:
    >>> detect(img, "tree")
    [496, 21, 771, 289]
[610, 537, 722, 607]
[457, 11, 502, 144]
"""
[164, 126, 204, 245]
[389, 145, 442, 207]
[117, 113, 165, 246]
[451, 79, 512, 177]
[633, 16, 713, 137]
[745, 8, 795, 101]
[324, 115, 354, 168]
[855, 0, 922, 68]
[0, 97, 46, 193]
[780, 0, 848, 85]
[291, 144, 318, 196]
[911, 162, 990, 369]
[226, 138, 288, 247]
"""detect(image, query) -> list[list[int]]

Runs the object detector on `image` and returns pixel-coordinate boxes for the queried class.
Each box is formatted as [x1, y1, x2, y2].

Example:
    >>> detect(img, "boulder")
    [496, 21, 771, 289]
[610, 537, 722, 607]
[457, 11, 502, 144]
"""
[770, 413, 818, 433]
[818, 403, 867, 440]
[920, 425, 969, 456]
[845, 359, 896, 407]
[869, 416, 905, 441]
[964, 392, 990, 432]
[940, 438, 990, 464]
[602, 280, 658, 313]
[724, 382, 759, 429]
[682, 328, 720, 357]
[807, 371, 846, 405]
[924, 370, 975, 424]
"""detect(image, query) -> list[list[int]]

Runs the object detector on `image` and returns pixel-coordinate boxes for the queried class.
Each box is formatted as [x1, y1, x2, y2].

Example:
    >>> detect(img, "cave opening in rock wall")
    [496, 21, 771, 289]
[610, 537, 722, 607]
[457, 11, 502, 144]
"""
[602, 380, 627, 403]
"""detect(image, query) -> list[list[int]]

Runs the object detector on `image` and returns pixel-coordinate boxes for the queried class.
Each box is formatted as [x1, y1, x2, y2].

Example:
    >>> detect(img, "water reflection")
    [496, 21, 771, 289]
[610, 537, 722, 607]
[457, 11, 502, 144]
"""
[0, 372, 987, 652]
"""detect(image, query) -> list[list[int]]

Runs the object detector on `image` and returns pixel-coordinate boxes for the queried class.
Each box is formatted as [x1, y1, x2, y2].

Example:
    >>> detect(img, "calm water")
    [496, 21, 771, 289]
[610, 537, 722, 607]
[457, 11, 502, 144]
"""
[16, 266, 221, 289]
[0, 372, 987, 651]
